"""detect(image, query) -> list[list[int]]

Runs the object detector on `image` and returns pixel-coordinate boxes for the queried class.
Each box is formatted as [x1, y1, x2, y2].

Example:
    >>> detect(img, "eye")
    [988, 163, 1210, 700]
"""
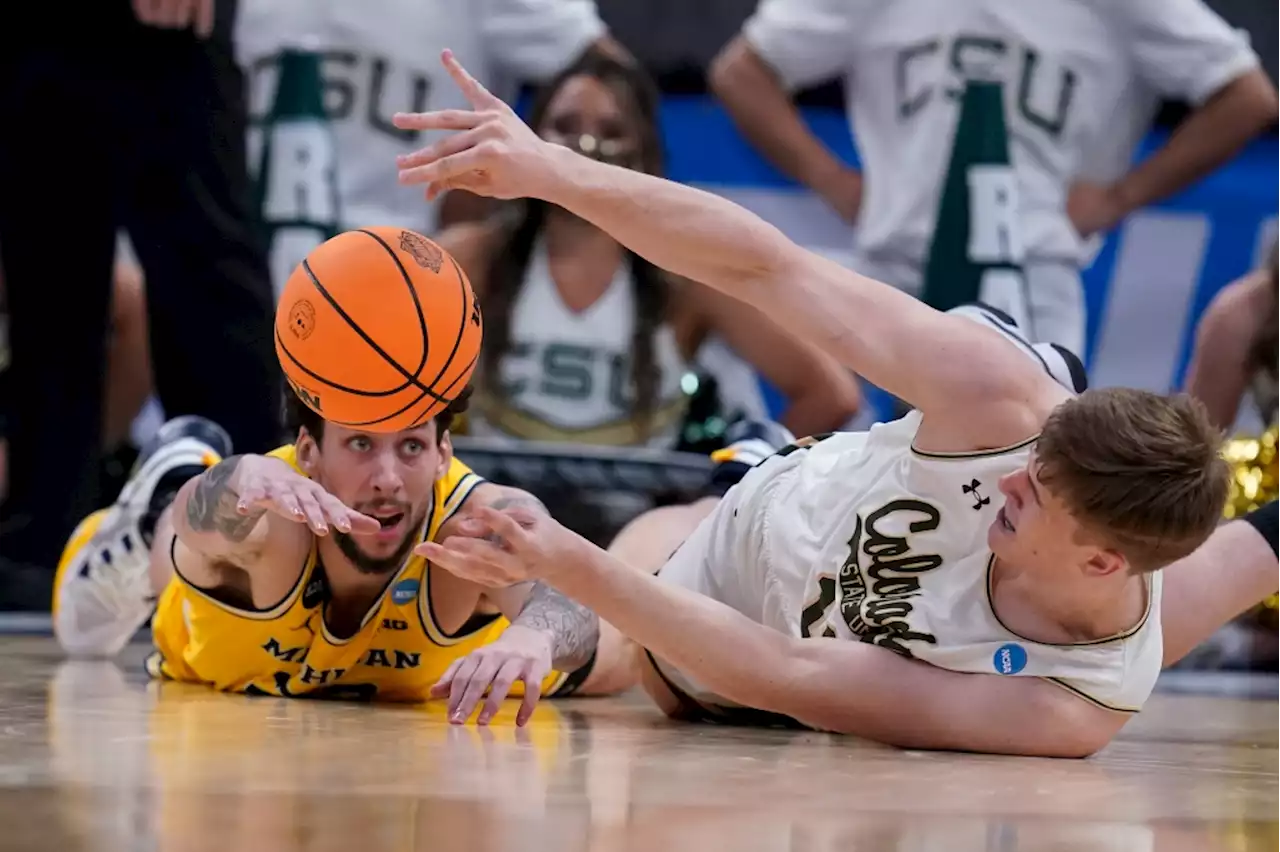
[347, 436, 371, 452]
[401, 439, 425, 456]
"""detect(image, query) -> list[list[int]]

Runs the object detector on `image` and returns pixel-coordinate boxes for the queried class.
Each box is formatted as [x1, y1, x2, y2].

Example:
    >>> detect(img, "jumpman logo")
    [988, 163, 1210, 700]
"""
[962, 479, 990, 511]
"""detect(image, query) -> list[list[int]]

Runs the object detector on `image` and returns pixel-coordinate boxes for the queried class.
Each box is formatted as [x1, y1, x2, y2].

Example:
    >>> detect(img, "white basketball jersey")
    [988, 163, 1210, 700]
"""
[466, 237, 692, 447]
[235, 0, 605, 233]
[744, 0, 1258, 269]
[742, 414, 1162, 713]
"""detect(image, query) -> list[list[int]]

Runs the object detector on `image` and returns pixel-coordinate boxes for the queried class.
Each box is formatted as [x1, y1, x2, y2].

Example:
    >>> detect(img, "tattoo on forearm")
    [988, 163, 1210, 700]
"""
[185, 456, 262, 542]
[514, 583, 599, 671]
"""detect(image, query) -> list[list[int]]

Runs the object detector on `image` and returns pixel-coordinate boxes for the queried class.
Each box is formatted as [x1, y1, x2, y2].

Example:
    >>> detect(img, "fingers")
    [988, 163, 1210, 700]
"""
[314, 491, 379, 535]
[474, 505, 533, 545]
[417, 539, 518, 588]
[517, 660, 550, 727]
[429, 658, 463, 699]
[478, 658, 526, 725]
[263, 480, 307, 523]
[294, 489, 330, 536]
[392, 109, 483, 134]
[451, 655, 502, 724]
[396, 127, 488, 174]
[440, 49, 503, 110]
[444, 655, 482, 721]
[397, 144, 493, 190]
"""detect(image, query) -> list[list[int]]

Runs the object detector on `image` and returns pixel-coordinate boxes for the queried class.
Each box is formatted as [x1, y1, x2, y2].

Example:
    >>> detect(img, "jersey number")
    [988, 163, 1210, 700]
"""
[799, 575, 838, 639]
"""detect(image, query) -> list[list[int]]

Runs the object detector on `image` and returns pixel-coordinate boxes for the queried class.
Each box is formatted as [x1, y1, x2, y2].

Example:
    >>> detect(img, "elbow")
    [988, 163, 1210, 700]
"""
[1214, 69, 1279, 134]
[709, 38, 765, 106]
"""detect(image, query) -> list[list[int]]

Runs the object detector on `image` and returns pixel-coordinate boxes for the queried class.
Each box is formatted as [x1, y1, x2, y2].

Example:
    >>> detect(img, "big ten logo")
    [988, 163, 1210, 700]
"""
[381, 618, 408, 631]
[895, 34, 1078, 141]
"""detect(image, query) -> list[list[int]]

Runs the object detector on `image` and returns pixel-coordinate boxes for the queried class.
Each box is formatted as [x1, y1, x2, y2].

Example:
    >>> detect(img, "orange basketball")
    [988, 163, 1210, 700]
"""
[274, 227, 482, 432]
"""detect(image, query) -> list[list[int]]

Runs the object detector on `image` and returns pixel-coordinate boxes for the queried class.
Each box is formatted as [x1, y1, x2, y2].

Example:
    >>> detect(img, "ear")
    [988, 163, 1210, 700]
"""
[1082, 547, 1128, 578]
[435, 429, 454, 480]
[295, 428, 319, 476]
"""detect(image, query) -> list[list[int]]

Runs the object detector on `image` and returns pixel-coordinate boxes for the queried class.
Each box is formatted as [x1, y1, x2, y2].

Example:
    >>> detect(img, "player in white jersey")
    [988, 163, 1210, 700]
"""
[708, 0, 1278, 354]
[236, 0, 621, 235]
[390, 53, 1280, 756]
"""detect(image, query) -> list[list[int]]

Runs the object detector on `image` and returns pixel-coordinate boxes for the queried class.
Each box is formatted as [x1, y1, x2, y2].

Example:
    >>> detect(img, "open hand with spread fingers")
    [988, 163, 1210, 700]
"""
[393, 50, 564, 204]
[415, 505, 577, 588]
[232, 456, 381, 537]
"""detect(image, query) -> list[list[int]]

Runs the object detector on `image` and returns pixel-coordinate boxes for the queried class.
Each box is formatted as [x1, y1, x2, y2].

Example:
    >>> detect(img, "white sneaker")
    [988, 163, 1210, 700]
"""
[52, 418, 230, 658]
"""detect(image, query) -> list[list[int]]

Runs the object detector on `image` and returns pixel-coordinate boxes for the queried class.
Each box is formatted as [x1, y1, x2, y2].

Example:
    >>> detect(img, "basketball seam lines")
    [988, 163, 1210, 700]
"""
[356, 228, 431, 377]
[300, 258, 450, 404]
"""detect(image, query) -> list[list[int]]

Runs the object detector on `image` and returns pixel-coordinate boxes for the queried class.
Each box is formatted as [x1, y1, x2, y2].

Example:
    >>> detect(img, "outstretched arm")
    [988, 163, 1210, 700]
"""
[423, 506, 1126, 756]
[428, 484, 600, 725]
[395, 52, 1061, 450]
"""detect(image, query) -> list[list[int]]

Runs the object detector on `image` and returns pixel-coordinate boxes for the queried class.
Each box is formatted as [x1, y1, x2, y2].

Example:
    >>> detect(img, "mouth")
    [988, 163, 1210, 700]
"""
[997, 508, 1016, 534]
[359, 506, 409, 540]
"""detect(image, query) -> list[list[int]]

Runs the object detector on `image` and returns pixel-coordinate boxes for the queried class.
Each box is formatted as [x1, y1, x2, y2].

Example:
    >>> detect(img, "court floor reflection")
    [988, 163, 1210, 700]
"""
[0, 636, 1272, 852]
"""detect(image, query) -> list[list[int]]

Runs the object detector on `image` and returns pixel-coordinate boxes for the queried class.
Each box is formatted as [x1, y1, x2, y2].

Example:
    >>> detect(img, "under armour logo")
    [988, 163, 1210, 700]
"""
[962, 479, 990, 511]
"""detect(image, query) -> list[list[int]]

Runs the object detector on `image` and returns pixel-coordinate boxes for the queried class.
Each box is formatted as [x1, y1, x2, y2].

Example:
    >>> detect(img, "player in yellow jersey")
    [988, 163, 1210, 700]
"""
[53, 389, 621, 725]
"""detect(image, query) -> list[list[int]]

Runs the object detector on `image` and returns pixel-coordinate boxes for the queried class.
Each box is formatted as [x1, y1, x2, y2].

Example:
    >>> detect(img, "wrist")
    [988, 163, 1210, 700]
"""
[503, 622, 555, 649]
[532, 143, 586, 206]
[803, 155, 856, 194]
[1107, 178, 1141, 221]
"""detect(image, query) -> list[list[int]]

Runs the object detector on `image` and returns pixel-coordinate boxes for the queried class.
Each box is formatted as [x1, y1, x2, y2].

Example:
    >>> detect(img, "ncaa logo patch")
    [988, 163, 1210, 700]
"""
[993, 643, 1028, 675]
[391, 579, 420, 606]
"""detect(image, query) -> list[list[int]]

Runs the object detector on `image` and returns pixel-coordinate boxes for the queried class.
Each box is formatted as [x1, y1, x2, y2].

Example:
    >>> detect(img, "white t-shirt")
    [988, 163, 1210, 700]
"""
[236, 0, 606, 233]
[743, 0, 1260, 270]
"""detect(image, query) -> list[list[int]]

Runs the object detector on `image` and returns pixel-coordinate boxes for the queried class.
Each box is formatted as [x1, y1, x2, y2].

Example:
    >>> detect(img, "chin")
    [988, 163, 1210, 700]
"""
[987, 522, 1014, 560]
[335, 512, 424, 576]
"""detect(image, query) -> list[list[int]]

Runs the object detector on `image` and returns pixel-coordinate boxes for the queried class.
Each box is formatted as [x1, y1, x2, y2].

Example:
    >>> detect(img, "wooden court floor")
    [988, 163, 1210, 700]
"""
[0, 636, 1274, 852]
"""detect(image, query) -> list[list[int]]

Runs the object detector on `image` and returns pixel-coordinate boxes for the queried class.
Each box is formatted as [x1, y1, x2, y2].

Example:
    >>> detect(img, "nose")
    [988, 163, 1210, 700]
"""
[368, 450, 404, 494]
[997, 471, 1019, 499]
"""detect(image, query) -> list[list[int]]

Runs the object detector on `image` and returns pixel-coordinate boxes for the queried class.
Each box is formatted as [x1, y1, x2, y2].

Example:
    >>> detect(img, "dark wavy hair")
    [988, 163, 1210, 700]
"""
[480, 51, 670, 440]
[284, 383, 472, 446]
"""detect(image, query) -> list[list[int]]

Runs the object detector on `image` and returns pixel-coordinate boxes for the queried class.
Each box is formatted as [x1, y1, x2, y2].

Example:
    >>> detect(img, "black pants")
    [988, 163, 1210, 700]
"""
[0, 9, 281, 596]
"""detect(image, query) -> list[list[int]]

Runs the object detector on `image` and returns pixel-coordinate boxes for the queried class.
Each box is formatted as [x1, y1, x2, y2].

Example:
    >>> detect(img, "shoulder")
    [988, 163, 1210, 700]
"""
[435, 220, 504, 296]
[1194, 275, 1271, 357]
[433, 479, 547, 543]
[266, 443, 302, 471]
[434, 456, 487, 523]
[1036, 577, 1163, 720]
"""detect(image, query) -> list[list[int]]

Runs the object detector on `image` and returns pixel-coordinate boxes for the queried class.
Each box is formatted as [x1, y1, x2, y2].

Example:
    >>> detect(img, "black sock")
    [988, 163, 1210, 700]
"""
[140, 464, 207, 546]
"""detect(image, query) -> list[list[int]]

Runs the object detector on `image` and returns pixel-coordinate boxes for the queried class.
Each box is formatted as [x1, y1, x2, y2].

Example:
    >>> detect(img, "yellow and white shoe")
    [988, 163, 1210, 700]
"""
[52, 416, 231, 657]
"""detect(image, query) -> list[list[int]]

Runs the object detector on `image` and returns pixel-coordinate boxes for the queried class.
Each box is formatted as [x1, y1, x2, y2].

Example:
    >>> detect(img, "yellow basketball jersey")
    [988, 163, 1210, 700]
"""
[148, 445, 570, 701]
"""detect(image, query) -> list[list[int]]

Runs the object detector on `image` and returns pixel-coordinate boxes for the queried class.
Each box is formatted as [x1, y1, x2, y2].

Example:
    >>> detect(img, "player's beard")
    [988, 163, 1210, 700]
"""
[333, 507, 426, 576]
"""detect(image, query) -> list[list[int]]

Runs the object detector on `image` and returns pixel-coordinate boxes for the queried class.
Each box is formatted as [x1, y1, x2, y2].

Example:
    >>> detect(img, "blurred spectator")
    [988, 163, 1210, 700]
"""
[709, 0, 1279, 358]
[236, 0, 629, 237]
[1184, 241, 1278, 433]
[0, 1, 281, 597]
[435, 53, 861, 449]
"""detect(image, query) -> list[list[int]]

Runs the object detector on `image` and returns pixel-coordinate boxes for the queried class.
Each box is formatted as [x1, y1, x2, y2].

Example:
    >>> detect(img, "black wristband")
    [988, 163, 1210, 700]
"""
[1240, 500, 1279, 557]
